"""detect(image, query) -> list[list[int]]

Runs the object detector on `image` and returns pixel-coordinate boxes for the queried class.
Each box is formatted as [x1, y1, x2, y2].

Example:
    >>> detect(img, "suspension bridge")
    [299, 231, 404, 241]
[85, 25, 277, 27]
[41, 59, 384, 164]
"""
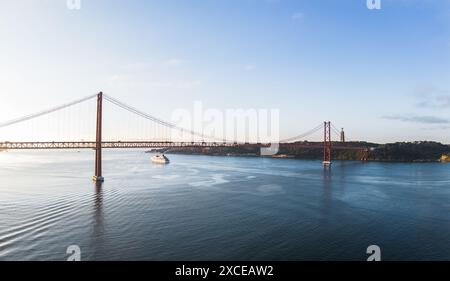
[0, 92, 368, 182]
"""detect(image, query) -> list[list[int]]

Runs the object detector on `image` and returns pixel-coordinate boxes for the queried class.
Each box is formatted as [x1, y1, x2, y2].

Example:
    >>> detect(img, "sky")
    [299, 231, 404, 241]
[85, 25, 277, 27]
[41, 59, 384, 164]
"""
[0, 0, 449, 143]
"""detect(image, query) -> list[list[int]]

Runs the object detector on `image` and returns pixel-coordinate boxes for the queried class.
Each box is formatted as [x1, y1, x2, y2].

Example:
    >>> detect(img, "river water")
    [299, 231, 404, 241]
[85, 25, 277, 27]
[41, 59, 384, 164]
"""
[0, 150, 449, 260]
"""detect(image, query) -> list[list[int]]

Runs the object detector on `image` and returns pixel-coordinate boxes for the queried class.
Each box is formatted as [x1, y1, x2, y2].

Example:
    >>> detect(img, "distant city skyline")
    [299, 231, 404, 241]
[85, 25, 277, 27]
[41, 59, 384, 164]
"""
[0, 0, 449, 143]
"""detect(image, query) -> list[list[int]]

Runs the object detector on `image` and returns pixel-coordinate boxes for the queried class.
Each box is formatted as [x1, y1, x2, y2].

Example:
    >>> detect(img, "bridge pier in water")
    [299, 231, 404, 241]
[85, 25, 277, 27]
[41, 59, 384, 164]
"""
[323, 121, 332, 167]
[92, 92, 104, 182]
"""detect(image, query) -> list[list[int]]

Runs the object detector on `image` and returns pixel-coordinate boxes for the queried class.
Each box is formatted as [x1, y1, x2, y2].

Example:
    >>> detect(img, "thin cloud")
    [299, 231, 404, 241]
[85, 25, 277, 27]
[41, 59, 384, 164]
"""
[108, 74, 128, 82]
[244, 64, 256, 71]
[163, 58, 186, 66]
[382, 115, 449, 124]
[420, 125, 450, 131]
[146, 79, 202, 89]
[175, 80, 202, 89]
[291, 12, 303, 21]
[413, 85, 450, 108]
[416, 95, 450, 109]
[107, 74, 201, 90]
[122, 62, 151, 71]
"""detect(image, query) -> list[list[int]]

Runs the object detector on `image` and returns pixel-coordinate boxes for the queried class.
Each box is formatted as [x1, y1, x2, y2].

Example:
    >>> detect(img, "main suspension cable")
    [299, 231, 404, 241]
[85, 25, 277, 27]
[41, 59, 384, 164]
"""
[0, 94, 97, 129]
[103, 94, 230, 143]
[280, 123, 324, 143]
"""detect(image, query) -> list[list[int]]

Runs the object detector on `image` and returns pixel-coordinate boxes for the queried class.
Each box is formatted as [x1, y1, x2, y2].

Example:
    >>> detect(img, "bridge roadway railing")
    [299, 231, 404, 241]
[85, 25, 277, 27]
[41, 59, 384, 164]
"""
[0, 141, 272, 150]
[0, 141, 368, 151]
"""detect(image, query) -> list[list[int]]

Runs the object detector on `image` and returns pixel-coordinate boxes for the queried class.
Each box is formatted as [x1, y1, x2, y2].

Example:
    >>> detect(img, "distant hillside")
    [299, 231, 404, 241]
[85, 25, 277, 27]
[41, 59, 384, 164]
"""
[156, 141, 450, 162]
[368, 141, 450, 162]
[279, 141, 450, 162]
[277, 141, 377, 161]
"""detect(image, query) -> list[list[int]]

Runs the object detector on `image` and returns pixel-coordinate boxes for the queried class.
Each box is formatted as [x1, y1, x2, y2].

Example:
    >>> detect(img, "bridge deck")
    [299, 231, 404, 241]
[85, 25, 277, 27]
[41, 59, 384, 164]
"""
[0, 141, 368, 150]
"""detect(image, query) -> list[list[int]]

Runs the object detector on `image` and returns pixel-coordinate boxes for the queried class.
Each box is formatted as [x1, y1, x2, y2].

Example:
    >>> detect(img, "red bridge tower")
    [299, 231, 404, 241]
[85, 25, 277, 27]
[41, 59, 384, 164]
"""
[323, 121, 331, 166]
[93, 92, 104, 182]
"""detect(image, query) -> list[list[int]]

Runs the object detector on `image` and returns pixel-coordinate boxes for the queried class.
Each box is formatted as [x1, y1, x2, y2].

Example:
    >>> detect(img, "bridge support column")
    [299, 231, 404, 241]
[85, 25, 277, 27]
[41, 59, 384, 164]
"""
[323, 121, 331, 167]
[93, 92, 104, 182]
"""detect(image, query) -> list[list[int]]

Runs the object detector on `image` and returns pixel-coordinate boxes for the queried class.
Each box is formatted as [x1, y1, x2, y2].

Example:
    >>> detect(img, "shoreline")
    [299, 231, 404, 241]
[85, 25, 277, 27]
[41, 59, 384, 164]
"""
[155, 151, 448, 163]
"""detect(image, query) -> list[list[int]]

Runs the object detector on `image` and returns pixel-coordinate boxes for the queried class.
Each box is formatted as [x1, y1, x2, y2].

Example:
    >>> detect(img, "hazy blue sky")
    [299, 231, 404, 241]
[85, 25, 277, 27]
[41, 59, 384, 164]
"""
[0, 0, 449, 143]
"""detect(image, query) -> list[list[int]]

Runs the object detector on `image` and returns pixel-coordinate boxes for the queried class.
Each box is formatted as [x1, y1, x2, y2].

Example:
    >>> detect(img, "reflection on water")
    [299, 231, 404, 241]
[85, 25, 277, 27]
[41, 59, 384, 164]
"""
[90, 184, 104, 259]
[0, 150, 450, 260]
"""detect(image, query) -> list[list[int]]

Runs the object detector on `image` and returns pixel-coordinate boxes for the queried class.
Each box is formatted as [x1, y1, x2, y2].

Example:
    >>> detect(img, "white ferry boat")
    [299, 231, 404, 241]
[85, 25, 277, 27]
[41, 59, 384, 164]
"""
[151, 154, 170, 164]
